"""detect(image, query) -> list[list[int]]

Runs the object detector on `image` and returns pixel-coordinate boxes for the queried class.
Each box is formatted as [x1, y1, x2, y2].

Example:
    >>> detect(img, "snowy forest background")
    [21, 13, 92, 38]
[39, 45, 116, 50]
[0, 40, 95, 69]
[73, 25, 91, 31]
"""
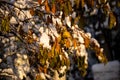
[0, 0, 120, 80]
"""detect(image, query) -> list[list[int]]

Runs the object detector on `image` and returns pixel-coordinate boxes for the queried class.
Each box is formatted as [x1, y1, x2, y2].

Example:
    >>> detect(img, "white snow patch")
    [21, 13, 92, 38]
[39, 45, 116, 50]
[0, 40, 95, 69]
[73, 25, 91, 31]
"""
[78, 33, 84, 44]
[40, 32, 51, 48]
[59, 66, 67, 74]
[65, 16, 71, 28]
[92, 60, 120, 80]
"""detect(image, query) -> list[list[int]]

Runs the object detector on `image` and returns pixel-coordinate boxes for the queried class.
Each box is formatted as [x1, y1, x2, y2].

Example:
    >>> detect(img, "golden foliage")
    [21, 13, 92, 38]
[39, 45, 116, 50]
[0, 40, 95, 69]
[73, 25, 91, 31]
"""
[62, 30, 71, 38]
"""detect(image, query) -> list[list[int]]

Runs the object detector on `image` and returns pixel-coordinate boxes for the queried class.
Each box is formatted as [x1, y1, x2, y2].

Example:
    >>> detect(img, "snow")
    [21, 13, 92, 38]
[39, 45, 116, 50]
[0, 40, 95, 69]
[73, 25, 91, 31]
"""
[10, 17, 17, 24]
[59, 66, 67, 74]
[65, 16, 71, 28]
[40, 32, 51, 49]
[14, 53, 30, 79]
[92, 60, 120, 80]
[91, 38, 100, 48]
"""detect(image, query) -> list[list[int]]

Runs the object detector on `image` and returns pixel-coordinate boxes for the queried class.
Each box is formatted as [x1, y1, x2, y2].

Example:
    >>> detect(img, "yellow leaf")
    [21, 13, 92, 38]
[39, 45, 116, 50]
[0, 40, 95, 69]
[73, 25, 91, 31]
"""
[63, 30, 71, 38]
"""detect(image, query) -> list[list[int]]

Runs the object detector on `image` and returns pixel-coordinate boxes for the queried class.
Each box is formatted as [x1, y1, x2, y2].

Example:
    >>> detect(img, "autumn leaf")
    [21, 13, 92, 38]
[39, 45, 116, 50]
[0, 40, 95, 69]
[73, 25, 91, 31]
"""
[51, 3, 56, 14]
[80, 33, 90, 48]
[109, 12, 116, 29]
[63, 30, 71, 38]
[73, 38, 77, 48]
[30, 8, 34, 16]
[81, 0, 85, 8]
[44, 0, 50, 13]
[65, 39, 70, 48]
[38, 0, 42, 5]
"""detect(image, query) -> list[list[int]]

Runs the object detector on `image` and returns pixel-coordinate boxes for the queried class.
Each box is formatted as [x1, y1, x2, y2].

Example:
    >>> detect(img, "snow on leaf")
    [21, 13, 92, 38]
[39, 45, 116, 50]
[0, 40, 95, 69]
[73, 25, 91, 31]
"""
[40, 32, 51, 48]
[65, 16, 71, 28]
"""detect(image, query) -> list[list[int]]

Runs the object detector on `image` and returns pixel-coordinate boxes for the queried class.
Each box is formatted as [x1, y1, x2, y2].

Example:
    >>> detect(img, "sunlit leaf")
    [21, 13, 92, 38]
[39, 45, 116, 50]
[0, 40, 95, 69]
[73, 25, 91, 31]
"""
[63, 30, 71, 38]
